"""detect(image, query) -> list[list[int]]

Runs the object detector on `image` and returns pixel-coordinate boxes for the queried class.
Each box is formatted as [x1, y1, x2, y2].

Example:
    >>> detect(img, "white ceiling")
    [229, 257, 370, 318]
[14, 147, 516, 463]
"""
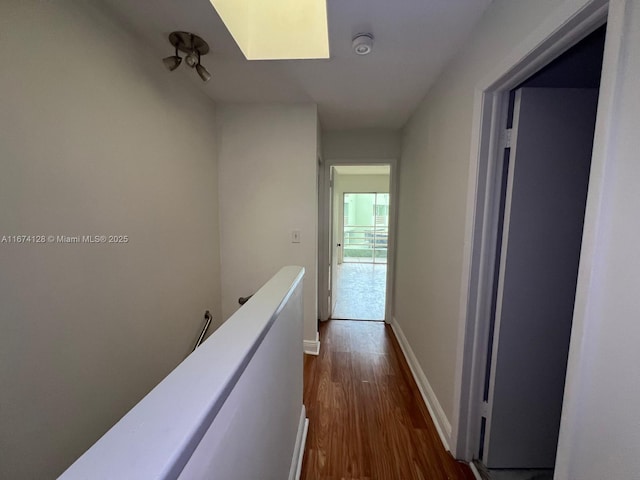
[102, 0, 492, 130]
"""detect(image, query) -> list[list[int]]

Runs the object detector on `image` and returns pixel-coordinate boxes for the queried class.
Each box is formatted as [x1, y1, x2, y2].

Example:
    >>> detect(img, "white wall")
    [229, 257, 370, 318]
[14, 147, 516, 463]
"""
[555, 1, 640, 478]
[216, 104, 318, 344]
[0, 1, 221, 478]
[397, 0, 640, 476]
[395, 0, 565, 436]
[323, 129, 401, 160]
[177, 268, 305, 480]
[60, 267, 305, 480]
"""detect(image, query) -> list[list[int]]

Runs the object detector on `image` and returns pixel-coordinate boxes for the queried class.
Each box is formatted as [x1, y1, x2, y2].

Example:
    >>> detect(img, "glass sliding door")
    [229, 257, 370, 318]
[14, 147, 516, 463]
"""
[343, 192, 389, 264]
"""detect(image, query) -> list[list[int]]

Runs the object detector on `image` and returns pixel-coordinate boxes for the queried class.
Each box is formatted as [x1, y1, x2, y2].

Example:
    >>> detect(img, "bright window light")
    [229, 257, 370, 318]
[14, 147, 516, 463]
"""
[210, 0, 330, 60]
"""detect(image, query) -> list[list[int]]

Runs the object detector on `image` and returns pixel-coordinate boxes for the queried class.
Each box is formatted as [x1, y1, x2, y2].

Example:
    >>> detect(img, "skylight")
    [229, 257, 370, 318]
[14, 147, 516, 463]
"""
[210, 0, 330, 60]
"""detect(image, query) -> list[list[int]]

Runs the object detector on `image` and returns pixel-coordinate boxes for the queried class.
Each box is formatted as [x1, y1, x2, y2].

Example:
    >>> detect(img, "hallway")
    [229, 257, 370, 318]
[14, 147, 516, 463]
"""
[301, 320, 475, 480]
[332, 263, 387, 321]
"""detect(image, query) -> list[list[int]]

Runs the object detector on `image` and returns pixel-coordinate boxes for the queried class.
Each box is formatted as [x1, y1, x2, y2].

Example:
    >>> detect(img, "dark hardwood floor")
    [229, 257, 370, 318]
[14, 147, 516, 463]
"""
[301, 320, 475, 480]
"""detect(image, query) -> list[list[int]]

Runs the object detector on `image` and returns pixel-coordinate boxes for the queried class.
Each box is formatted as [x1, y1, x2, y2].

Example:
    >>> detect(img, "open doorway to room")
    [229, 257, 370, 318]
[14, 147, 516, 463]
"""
[463, 22, 607, 480]
[330, 165, 390, 321]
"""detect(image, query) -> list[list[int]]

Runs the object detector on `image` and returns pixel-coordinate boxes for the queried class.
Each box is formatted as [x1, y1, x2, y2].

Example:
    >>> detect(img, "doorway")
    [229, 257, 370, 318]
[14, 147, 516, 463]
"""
[329, 165, 391, 321]
[470, 24, 606, 480]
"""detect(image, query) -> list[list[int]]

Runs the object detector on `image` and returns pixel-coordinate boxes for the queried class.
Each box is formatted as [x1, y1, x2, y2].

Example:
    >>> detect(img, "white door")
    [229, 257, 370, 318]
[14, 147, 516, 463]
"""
[485, 88, 599, 468]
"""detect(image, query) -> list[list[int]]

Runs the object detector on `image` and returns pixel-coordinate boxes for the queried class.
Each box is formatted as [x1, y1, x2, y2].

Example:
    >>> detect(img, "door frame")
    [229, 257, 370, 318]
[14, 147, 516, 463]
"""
[452, 0, 617, 466]
[318, 158, 399, 323]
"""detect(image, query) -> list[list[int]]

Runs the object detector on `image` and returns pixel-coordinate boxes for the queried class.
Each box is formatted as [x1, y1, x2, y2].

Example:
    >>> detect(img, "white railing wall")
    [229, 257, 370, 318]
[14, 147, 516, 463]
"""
[60, 266, 307, 480]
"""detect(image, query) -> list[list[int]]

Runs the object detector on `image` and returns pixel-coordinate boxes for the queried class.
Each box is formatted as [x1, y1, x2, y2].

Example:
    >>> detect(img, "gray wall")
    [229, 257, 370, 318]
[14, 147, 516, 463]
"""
[395, 0, 563, 437]
[395, 0, 640, 478]
[0, 1, 221, 478]
[216, 104, 319, 343]
[323, 129, 401, 160]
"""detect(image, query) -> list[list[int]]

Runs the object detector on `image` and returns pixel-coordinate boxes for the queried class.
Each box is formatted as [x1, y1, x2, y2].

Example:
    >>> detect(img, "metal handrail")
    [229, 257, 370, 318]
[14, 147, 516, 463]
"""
[238, 295, 253, 306]
[192, 310, 213, 352]
[343, 227, 389, 249]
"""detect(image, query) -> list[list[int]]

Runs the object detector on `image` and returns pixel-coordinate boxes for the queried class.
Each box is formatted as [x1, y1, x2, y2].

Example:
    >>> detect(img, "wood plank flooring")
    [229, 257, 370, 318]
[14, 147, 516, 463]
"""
[301, 320, 475, 480]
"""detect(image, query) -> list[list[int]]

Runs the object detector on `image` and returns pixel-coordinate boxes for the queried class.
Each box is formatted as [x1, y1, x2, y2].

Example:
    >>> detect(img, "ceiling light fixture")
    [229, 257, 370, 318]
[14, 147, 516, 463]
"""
[163, 31, 212, 82]
[162, 45, 182, 71]
[352, 33, 374, 55]
[196, 64, 212, 82]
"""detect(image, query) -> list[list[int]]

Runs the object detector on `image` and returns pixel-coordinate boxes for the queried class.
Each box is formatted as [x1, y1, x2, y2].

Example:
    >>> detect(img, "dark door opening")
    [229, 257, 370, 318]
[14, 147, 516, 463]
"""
[477, 25, 606, 480]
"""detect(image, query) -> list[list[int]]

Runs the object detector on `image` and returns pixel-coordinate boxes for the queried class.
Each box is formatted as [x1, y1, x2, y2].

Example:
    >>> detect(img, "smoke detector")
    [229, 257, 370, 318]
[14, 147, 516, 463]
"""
[352, 34, 374, 55]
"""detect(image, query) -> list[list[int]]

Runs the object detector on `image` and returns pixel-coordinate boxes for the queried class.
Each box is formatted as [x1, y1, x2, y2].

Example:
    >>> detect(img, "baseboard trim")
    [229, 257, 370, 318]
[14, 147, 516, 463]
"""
[390, 317, 452, 451]
[289, 405, 309, 480]
[469, 461, 483, 480]
[303, 332, 320, 355]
